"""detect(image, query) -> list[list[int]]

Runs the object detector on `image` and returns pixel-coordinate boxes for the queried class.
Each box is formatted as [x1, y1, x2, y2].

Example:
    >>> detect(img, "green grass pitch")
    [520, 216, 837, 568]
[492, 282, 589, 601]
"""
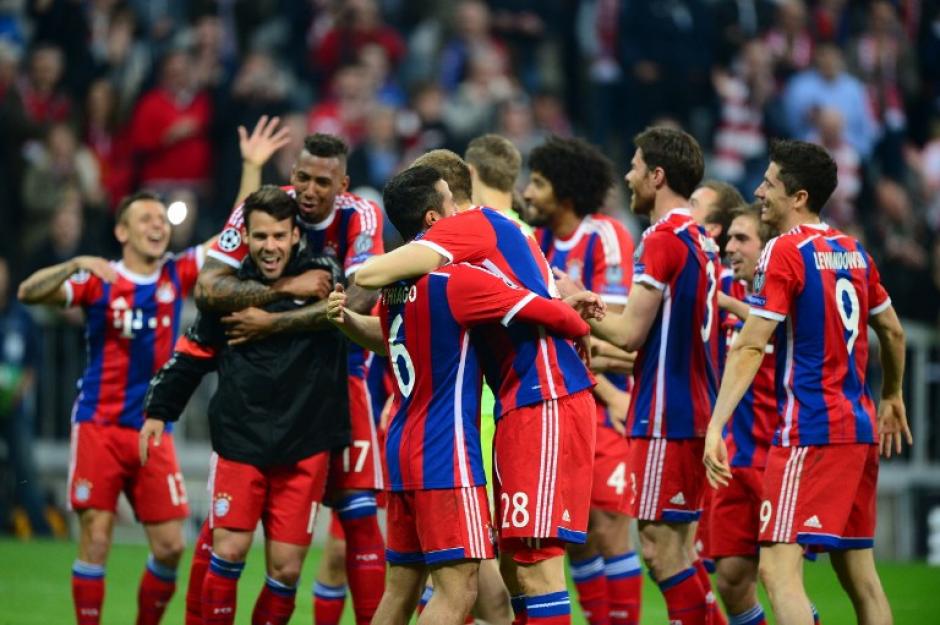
[0, 539, 937, 624]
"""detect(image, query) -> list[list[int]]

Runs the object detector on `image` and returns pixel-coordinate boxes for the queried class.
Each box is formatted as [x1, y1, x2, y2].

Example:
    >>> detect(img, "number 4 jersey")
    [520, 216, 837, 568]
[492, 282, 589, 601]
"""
[748, 223, 891, 447]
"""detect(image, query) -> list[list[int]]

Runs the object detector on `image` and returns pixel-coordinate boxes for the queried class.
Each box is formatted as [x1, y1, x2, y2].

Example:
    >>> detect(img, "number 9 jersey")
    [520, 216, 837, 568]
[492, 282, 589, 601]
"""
[747, 223, 891, 447]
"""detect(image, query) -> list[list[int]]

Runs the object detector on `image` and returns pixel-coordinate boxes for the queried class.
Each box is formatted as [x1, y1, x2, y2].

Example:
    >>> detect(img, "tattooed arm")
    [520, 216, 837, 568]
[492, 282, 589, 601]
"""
[18, 256, 117, 305]
[195, 257, 334, 313]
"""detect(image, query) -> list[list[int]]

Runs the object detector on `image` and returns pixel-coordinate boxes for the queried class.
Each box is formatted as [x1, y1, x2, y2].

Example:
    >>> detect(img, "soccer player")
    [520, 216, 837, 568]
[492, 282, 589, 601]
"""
[704, 140, 912, 625]
[707, 203, 778, 625]
[328, 166, 599, 625]
[523, 136, 642, 625]
[197, 129, 387, 625]
[556, 127, 720, 625]
[18, 191, 211, 625]
[356, 175, 598, 625]
[690, 180, 746, 257]
[143, 186, 348, 625]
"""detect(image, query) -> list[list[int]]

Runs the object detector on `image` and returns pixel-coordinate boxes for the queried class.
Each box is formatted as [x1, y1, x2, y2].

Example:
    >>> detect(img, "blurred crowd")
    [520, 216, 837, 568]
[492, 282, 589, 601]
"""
[1, 0, 940, 536]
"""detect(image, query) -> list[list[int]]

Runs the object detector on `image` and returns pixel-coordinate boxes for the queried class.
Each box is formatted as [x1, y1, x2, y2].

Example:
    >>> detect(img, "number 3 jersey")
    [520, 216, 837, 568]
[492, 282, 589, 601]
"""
[630, 208, 720, 440]
[748, 223, 890, 447]
[64, 249, 203, 429]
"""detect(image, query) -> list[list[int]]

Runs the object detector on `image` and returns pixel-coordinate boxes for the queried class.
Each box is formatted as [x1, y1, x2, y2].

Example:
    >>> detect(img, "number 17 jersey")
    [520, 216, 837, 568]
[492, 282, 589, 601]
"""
[748, 223, 891, 447]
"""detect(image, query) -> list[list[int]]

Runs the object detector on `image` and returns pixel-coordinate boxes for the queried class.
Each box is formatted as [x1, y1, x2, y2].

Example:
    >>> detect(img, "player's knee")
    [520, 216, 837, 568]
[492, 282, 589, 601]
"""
[715, 569, 751, 610]
[269, 559, 304, 587]
[83, 530, 111, 563]
[150, 534, 185, 565]
[325, 540, 346, 573]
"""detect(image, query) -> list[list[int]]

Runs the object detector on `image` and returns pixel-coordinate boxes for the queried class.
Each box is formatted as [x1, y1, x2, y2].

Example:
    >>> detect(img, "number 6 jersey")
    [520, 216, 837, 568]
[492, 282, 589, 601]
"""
[748, 223, 891, 447]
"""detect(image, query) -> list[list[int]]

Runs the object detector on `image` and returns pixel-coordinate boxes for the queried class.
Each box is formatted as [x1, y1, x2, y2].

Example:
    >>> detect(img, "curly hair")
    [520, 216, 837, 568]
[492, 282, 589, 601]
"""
[528, 136, 615, 217]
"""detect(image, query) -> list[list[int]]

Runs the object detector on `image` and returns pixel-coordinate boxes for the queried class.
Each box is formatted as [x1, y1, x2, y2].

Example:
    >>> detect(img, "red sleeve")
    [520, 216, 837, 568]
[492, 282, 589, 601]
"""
[748, 237, 804, 321]
[344, 198, 385, 276]
[64, 270, 104, 308]
[416, 211, 497, 266]
[632, 229, 685, 291]
[589, 219, 634, 305]
[866, 253, 891, 315]
[206, 204, 249, 268]
[174, 246, 205, 297]
[446, 265, 589, 338]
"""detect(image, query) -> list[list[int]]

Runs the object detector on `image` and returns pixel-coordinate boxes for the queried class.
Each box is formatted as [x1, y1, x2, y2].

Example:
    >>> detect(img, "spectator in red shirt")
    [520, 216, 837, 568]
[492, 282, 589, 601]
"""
[83, 78, 134, 212]
[313, 0, 405, 83]
[128, 48, 213, 193]
[18, 43, 72, 129]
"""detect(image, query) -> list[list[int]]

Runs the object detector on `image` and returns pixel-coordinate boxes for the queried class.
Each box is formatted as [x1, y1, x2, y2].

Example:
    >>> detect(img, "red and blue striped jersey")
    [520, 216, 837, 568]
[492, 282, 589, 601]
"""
[748, 223, 890, 447]
[418, 207, 594, 416]
[537, 214, 634, 429]
[207, 188, 385, 380]
[379, 263, 568, 491]
[720, 275, 776, 468]
[65, 249, 203, 430]
[629, 209, 721, 439]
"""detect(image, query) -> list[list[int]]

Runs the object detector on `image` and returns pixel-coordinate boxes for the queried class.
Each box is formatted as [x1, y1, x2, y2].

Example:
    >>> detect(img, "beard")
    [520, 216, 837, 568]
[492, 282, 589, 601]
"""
[629, 188, 654, 216]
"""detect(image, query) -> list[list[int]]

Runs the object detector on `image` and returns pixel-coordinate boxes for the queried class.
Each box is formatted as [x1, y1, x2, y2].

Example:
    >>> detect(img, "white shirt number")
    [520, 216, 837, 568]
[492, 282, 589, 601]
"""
[835, 277, 860, 355]
[389, 314, 415, 398]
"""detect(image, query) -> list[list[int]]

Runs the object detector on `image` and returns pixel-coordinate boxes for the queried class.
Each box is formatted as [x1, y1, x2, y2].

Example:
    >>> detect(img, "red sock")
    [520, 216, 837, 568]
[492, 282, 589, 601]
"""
[605, 552, 642, 625]
[136, 556, 178, 625]
[658, 567, 707, 625]
[694, 559, 726, 625]
[186, 521, 214, 625]
[313, 582, 346, 625]
[570, 557, 609, 625]
[72, 561, 105, 625]
[252, 577, 297, 625]
[201, 554, 244, 625]
[337, 495, 385, 625]
[525, 591, 571, 625]
[812, 604, 821, 625]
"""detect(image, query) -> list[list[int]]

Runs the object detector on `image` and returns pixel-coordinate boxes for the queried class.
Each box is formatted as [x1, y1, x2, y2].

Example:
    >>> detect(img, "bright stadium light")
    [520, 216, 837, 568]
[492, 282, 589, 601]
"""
[167, 201, 188, 226]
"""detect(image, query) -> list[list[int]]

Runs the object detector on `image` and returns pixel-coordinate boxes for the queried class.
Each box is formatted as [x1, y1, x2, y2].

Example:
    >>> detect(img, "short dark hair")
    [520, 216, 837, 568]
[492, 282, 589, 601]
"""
[730, 201, 777, 245]
[116, 190, 162, 224]
[411, 149, 472, 205]
[382, 166, 443, 242]
[633, 127, 704, 199]
[768, 140, 837, 214]
[528, 136, 614, 217]
[243, 185, 299, 229]
[303, 133, 349, 162]
[465, 134, 521, 192]
[700, 180, 745, 252]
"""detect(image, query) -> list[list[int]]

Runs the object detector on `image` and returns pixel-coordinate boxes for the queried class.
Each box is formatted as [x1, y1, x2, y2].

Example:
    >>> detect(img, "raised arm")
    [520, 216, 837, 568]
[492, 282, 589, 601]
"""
[234, 115, 291, 206]
[18, 256, 116, 305]
[354, 243, 446, 289]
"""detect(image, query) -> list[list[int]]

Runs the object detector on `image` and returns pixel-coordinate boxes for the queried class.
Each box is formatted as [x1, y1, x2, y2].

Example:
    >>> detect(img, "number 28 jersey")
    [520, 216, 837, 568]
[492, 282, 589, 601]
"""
[748, 223, 891, 447]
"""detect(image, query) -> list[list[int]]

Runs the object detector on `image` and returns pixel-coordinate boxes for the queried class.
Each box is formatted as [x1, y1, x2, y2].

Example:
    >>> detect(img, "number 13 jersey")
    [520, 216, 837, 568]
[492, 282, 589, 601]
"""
[748, 223, 891, 447]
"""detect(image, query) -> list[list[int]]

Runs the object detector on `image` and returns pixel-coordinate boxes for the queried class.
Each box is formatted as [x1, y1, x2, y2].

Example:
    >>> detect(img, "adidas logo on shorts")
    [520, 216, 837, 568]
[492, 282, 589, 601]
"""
[803, 515, 823, 529]
[669, 492, 686, 506]
[562, 509, 571, 522]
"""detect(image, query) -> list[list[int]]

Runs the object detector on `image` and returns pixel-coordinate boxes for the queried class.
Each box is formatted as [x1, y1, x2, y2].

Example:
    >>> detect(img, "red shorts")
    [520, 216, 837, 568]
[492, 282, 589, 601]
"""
[386, 486, 495, 565]
[759, 444, 878, 550]
[208, 451, 329, 546]
[326, 376, 385, 496]
[626, 438, 705, 523]
[493, 390, 595, 544]
[68, 422, 188, 523]
[709, 466, 764, 558]
[591, 425, 631, 514]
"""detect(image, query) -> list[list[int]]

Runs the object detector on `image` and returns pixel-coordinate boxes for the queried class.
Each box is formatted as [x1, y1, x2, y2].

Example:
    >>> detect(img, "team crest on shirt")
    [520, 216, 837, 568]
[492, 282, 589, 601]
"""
[566, 259, 583, 283]
[354, 233, 372, 254]
[214, 493, 232, 518]
[71, 269, 92, 284]
[606, 264, 623, 285]
[156, 282, 176, 304]
[218, 228, 242, 252]
[753, 270, 766, 294]
[74, 479, 92, 503]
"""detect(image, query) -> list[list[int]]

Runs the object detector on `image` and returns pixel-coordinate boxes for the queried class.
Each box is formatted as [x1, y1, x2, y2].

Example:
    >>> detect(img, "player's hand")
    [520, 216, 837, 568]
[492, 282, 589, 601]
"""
[877, 395, 912, 458]
[75, 256, 117, 283]
[589, 337, 635, 374]
[274, 268, 333, 300]
[564, 290, 607, 321]
[238, 115, 291, 169]
[222, 307, 276, 345]
[606, 390, 630, 435]
[703, 423, 732, 488]
[327, 284, 347, 325]
[139, 418, 165, 466]
[552, 267, 586, 299]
